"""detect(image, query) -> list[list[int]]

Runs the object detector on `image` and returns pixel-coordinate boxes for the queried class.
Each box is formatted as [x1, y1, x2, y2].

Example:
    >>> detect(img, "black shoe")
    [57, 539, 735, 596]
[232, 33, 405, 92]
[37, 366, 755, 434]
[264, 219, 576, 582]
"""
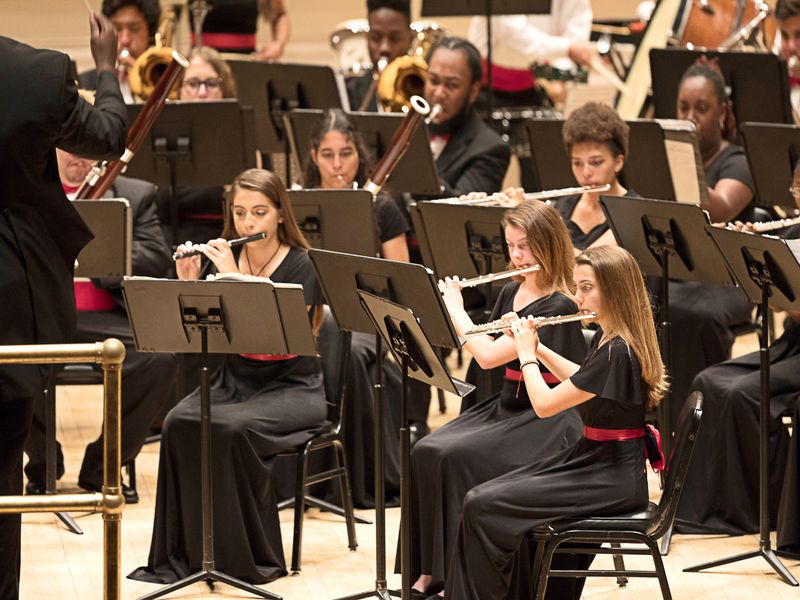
[78, 478, 139, 504]
[25, 480, 47, 495]
[408, 421, 430, 447]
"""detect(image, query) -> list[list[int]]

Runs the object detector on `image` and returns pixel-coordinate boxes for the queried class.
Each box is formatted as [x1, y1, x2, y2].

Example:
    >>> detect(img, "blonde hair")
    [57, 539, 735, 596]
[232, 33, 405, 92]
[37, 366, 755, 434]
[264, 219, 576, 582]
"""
[501, 201, 576, 298]
[575, 245, 668, 408]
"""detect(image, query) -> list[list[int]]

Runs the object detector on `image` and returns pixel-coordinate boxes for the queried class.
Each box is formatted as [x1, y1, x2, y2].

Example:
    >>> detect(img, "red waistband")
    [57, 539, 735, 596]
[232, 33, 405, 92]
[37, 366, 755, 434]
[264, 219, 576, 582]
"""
[583, 426, 646, 441]
[505, 367, 559, 385]
[74, 281, 118, 312]
[239, 353, 298, 361]
[481, 59, 535, 92]
[192, 32, 256, 50]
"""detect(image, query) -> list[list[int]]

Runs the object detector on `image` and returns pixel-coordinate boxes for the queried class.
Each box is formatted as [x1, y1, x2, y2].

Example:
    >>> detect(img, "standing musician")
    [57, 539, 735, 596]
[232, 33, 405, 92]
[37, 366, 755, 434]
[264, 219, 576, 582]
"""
[303, 109, 417, 506]
[676, 163, 800, 541]
[129, 169, 325, 585]
[154, 46, 238, 247]
[78, 0, 161, 103]
[346, 0, 414, 113]
[775, 0, 800, 116]
[191, 0, 290, 60]
[404, 201, 586, 598]
[446, 245, 668, 600]
[23, 148, 174, 505]
[0, 14, 127, 598]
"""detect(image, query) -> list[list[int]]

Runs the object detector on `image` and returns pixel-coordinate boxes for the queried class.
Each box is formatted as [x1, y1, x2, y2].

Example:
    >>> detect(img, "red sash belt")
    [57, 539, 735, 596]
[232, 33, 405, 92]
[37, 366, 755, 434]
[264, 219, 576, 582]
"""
[74, 281, 118, 312]
[505, 367, 559, 385]
[481, 59, 535, 92]
[239, 353, 298, 361]
[192, 32, 256, 50]
[584, 425, 665, 472]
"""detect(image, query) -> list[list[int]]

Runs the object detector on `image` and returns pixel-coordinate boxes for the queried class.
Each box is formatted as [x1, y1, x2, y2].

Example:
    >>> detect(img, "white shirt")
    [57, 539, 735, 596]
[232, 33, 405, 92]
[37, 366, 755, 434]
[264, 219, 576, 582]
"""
[468, 0, 592, 71]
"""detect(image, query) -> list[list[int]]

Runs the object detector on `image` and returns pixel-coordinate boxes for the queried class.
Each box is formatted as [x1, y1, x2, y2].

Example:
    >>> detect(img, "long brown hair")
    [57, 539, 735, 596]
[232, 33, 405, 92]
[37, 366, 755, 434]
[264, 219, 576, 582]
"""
[222, 168, 310, 250]
[181, 46, 238, 98]
[575, 246, 668, 408]
[501, 201, 575, 298]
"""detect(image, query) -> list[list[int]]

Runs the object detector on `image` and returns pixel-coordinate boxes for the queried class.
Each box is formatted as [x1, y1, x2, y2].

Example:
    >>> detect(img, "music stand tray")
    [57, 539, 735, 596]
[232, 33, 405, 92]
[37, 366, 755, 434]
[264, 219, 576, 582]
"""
[123, 278, 317, 600]
[73, 199, 132, 278]
[684, 228, 800, 586]
[741, 122, 800, 209]
[287, 189, 378, 256]
[286, 109, 441, 195]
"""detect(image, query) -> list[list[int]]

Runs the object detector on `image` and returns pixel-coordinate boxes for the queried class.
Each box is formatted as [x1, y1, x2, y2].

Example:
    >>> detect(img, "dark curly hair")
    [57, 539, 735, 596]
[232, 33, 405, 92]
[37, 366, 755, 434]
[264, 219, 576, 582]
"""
[367, 0, 411, 22]
[776, 0, 800, 20]
[102, 0, 161, 43]
[562, 102, 629, 158]
[426, 37, 483, 85]
[679, 56, 737, 141]
[304, 109, 374, 188]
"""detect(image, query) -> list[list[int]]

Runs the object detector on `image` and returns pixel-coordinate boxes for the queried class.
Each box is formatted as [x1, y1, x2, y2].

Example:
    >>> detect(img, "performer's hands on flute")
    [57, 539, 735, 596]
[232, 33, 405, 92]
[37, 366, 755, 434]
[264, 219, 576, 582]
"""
[509, 315, 541, 362]
[438, 276, 465, 312]
[175, 241, 202, 280]
[175, 239, 237, 279]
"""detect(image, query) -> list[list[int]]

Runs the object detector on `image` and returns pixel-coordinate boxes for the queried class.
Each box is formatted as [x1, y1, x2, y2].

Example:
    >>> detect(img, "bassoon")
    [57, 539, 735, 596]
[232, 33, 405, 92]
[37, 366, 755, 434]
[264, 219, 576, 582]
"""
[75, 50, 190, 199]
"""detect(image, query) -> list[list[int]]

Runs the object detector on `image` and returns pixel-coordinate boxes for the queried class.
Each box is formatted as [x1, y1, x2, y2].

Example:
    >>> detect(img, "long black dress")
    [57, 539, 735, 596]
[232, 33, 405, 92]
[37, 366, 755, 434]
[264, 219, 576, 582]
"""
[446, 333, 650, 600]
[129, 247, 327, 584]
[404, 286, 586, 583]
[676, 224, 800, 536]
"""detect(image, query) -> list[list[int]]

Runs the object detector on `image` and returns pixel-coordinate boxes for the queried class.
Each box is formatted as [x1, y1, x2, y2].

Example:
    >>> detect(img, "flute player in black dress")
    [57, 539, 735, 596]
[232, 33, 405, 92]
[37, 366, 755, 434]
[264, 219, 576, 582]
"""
[446, 245, 668, 600]
[406, 201, 586, 597]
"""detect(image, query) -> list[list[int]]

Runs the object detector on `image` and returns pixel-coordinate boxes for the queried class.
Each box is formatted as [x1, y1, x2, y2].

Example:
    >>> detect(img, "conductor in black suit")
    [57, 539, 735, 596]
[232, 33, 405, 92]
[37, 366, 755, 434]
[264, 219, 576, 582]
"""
[0, 15, 127, 598]
[422, 36, 510, 198]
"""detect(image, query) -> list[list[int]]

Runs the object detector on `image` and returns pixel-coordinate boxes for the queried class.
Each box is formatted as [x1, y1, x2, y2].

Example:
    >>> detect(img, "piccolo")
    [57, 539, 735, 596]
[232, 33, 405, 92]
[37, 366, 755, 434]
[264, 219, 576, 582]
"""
[430, 184, 612, 206]
[172, 232, 267, 260]
[464, 311, 597, 337]
[438, 265, 541, 292]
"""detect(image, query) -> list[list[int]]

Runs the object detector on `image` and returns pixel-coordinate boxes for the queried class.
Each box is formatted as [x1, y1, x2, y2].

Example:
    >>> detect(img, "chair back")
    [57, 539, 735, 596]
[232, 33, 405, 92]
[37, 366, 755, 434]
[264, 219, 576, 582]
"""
[316, 305, 350, 428]
[647, 391, 703, 538]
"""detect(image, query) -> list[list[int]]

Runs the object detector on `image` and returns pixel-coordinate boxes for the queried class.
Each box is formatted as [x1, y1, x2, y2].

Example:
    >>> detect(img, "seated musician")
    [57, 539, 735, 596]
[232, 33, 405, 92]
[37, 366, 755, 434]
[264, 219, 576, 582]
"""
[677, 163, 800, 541]
[154, 46, 238, 247]
[78, 0, 161, 103]
[404, 200, 586, 598]
[303, 109, 418, 506]
[676, 57, 757, 223]
[421, 37, 510, 198]
[346, 0, 413, 112]
[129, 169, 326, 585]
[24, 147, 174, 504]
[775, 0, 800, 116]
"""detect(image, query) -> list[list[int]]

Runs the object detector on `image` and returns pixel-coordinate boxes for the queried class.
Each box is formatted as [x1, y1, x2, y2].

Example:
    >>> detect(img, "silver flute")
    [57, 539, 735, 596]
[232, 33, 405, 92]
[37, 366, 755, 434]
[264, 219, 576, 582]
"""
[438, 265, 541, 293]
[464, 311, 597, 337]
[430, 184, 611, 206]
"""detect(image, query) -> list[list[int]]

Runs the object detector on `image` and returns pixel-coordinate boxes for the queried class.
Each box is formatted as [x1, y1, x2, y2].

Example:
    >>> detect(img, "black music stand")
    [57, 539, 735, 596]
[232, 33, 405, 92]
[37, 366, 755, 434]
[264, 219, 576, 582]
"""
[421, 0, 552, 116]
[227, 61, 343, 184]
[600, 195, 740, 553]
[309, 249, 470, 600]
[650, 49, 792, 132]
[123, 277, 317, 600]
[741, 122, 800, 209]
[525, 118, 708, 203]
[357, 290, 473, 600]
[287, 189, 378, 256]
[123, 100, 257, 246]
[684, 228, 800, 587]
[285, 109, 441, 195]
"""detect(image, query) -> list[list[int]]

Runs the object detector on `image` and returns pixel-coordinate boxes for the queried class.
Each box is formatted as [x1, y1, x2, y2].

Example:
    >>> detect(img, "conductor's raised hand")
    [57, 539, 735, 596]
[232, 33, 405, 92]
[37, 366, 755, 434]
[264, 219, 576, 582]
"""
[175, 241, 201, 280]
[438, 276, 465, 312]
[202, 238, 238, 274]
[90, 12, 118, 73]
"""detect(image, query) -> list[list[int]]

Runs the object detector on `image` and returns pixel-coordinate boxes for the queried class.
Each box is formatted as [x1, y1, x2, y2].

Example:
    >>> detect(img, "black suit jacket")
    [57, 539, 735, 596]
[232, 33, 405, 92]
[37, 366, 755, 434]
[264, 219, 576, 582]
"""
[433, 110, 510, 198]
[0, 36, 126, 343]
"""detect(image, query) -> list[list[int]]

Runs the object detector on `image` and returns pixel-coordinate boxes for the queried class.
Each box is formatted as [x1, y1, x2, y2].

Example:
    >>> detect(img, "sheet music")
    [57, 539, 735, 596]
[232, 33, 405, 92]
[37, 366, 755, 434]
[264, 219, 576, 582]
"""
[664, 138, 702, 204]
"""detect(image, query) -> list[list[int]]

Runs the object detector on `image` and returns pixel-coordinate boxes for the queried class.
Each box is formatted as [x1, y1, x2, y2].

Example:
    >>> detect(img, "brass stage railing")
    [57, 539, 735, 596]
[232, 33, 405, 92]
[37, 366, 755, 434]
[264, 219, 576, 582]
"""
[0, 339, 125, 600]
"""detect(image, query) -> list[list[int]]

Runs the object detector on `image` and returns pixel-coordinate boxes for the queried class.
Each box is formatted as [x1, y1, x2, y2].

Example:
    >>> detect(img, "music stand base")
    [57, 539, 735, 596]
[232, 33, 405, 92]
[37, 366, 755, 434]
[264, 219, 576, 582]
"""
[55, 511, 83, 535]
[659, 522, 673, 555]
[334, 587, 400, 600]
[136, 568, 282, 600]
[684, 547, 799, 586]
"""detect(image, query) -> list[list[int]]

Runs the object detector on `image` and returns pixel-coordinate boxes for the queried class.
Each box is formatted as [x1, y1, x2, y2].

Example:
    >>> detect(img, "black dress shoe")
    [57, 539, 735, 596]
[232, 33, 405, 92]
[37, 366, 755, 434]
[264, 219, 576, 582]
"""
[78, 478, 139, 504]
[25, 480, 46, 495]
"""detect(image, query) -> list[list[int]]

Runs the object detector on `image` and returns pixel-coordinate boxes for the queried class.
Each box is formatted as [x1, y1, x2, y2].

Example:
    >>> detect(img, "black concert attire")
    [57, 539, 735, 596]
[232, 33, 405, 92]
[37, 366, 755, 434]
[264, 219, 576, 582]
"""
[554, 188, 640, 251]
[346, 69, 378, 113]
[402, 286, 585, 583]
[656, 146, 754, 432]
[129, 246, 326, 584]
[24, 176, 174, 494]
[191, 0, 261, 54]
[0, 35, 126, 598]
[154, 185, 226, 248]
[446, 333, 650, 600]
[676, 224, 800, 538]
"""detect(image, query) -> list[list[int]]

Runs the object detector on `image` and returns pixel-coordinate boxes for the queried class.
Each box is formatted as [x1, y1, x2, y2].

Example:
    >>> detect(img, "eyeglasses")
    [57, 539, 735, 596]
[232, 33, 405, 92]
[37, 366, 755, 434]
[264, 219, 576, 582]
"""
[789, 186, 800, 198]
[182, 77, 223, 92]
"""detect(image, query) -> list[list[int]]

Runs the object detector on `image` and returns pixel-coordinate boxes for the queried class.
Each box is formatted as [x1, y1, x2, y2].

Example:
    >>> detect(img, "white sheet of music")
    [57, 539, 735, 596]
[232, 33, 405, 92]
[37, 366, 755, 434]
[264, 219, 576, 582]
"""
[664, 138, 702, 204]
